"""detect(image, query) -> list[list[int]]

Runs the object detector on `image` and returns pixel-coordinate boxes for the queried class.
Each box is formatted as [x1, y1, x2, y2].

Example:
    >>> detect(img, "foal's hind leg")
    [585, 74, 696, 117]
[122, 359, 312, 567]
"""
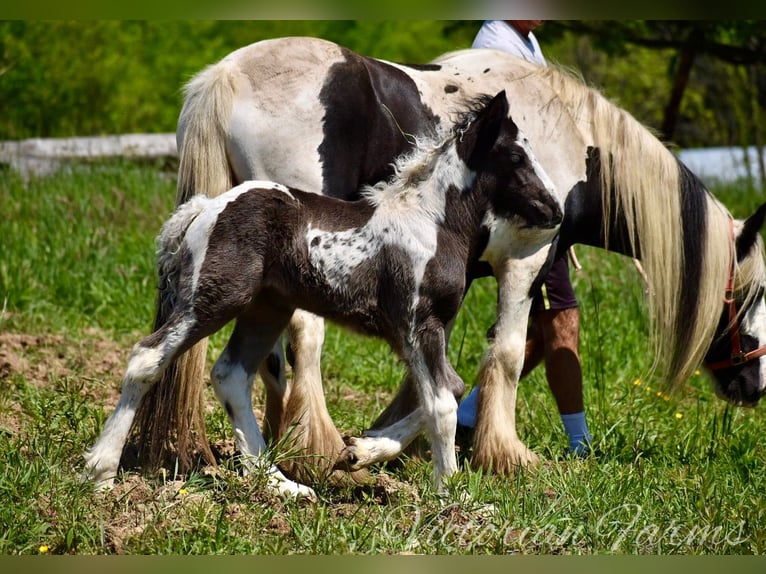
[259, 337, 289, 444]
[83, 315, 197, 489]
[212, 306, 315, 499]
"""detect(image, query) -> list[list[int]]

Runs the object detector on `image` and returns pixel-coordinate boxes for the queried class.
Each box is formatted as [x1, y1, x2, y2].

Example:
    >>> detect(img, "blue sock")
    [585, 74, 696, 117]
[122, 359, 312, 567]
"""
[457, 386, 479, 427]
[458, 390, 593, 456]
[561, 411, 592, 456]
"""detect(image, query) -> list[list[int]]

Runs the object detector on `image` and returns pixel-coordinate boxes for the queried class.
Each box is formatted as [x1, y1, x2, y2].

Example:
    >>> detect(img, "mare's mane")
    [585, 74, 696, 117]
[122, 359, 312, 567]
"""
[535, 63, 766, 386]
[431, 51, 766, 386]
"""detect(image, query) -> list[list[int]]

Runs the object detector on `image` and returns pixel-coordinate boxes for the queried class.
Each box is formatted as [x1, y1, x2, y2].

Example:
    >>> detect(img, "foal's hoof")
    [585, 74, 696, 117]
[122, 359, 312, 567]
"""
[81, 454, 118, 492]
[81, 467, 117, 492]
[269, 475, 317, 501]
[334, 437, 368, 471]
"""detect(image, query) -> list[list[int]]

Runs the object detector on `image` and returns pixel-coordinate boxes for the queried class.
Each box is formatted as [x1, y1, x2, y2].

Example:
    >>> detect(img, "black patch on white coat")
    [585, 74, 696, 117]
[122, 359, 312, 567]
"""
[317, 48, 440, 199]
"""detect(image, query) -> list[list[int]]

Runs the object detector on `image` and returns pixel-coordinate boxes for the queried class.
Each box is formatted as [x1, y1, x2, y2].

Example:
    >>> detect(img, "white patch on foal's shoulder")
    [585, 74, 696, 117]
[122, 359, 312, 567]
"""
[306, 225, 383, 290]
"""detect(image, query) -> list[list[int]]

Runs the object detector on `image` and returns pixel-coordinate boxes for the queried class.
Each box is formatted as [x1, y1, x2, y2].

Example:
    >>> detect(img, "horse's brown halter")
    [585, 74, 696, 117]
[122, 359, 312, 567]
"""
[706, 218, 766, 371]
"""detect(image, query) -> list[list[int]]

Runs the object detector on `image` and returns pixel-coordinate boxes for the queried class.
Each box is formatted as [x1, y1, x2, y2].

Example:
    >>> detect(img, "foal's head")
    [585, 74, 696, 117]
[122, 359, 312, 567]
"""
[365, 91, 562, 231]
[455, 91, 563, 230]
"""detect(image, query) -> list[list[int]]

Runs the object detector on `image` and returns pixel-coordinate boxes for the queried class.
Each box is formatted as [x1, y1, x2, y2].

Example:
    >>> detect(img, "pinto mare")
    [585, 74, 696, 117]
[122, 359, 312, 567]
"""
[133, 37, 766, 481]
[83, 92, 563, 495]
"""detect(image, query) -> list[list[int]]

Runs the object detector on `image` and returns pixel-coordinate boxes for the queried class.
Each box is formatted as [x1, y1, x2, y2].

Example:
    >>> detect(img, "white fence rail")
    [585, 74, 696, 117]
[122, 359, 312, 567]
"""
[0, 133, 177, 178]
[0, 134, 763, 189]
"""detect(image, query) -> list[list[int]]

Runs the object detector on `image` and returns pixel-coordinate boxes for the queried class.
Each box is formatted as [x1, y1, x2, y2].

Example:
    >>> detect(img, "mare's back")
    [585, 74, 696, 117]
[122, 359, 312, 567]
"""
[225, 37, 457, 198]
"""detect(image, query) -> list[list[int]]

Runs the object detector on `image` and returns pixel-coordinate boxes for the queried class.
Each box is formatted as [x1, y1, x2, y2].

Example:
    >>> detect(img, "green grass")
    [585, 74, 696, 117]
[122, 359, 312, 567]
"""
[1, 164, 765, 554]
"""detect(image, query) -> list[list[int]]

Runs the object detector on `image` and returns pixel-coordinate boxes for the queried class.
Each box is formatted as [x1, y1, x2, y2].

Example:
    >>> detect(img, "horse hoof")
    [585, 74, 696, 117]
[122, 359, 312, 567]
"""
[334, 440, 367, 471]
[333, 450, 359, 471]
[471, 440, 540, 475]
[81, 468, 116, 492]
[269, 476, 317, 501]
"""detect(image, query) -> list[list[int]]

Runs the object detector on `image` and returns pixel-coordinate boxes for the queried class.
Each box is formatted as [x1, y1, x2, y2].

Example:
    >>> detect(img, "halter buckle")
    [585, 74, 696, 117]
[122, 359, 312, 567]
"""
[730, 352, 746, 366]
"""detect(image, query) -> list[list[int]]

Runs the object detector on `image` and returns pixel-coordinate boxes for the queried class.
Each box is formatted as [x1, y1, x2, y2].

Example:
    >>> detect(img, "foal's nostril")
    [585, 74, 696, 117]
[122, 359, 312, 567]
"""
[526, 199, 563, 229]
[552, 205, 563, 225]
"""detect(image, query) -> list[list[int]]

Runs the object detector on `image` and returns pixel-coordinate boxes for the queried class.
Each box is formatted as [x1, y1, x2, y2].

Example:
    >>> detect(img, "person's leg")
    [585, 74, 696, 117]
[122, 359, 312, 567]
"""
[537, 306, 592, 455]
[456, 317, 544, 427]
[457, 255, 592, 455]
[537, 256, 592, 455]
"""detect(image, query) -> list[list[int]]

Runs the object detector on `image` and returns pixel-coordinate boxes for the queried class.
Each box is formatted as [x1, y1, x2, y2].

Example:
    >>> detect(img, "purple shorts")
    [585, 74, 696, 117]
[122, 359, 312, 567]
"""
[531, 254, 578, 313]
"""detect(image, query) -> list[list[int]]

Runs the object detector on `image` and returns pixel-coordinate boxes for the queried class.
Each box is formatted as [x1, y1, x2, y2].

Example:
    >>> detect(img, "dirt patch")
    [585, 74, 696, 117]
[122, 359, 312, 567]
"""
[0, 329, 132, 434]
[0, 330, 129, 392]
[0, 333, 67, 383]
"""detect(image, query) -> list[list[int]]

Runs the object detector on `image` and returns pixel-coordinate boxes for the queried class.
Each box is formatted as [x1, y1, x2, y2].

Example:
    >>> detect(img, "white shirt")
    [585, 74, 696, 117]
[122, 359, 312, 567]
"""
[472, 20, 547, 68]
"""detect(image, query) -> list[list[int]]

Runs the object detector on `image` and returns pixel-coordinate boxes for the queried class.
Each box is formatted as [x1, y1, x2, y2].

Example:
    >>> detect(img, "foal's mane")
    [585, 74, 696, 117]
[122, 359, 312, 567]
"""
[361, 98, 491, 215]
[533, 64, 766, 387]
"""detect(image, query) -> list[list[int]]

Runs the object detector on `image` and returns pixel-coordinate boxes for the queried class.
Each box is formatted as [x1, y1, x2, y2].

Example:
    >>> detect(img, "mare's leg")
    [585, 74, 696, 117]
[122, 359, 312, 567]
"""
[282, 311, 368, 483]
[471, 258, 540, 474]
[83, 313, 201, 489]
[262, 310, 367, 483]
[212, 302, 315, 499]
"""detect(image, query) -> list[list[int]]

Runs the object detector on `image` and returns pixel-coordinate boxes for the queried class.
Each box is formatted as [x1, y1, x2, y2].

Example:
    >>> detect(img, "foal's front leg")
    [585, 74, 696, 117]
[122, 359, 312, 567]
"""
[336, 406, 425, 469]
[338, 325, 461, 492]
[410, 326, 463, 489]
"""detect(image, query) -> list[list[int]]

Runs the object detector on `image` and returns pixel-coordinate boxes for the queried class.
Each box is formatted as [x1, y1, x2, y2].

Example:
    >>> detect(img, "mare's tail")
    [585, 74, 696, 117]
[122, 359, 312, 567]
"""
[132, 59, 238, 473]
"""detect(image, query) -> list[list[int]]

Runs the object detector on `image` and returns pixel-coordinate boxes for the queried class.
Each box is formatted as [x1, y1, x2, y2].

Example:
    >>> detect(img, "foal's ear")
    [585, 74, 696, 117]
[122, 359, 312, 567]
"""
[458, 90, 512, 170]
[736, 202, 766, 261]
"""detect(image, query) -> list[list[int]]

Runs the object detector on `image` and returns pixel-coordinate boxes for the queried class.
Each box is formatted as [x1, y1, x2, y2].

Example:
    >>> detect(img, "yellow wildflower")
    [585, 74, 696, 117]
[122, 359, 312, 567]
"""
[675, 413, 683, 419]
[179, 488, 189, 496]
[39, 545, 49, 554]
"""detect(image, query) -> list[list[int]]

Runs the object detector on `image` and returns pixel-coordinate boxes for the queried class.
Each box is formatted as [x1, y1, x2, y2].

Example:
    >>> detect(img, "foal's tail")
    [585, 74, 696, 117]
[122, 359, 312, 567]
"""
[133, 59, 239, 473]
[156, 196, 209, 299]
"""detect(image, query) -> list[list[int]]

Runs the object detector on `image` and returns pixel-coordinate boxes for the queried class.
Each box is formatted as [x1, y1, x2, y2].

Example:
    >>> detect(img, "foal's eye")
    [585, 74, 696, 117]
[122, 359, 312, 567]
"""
[510, 153, 523, 165]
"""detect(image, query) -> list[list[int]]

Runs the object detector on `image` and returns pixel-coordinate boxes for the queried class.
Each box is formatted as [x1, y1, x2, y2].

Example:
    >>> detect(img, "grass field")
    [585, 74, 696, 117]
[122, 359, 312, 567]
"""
[1, 163, 765, 554]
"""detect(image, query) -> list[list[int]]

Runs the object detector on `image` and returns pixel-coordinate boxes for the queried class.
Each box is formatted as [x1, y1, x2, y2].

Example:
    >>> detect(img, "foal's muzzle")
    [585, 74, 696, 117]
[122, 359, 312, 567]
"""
[523, 199, 563, 229]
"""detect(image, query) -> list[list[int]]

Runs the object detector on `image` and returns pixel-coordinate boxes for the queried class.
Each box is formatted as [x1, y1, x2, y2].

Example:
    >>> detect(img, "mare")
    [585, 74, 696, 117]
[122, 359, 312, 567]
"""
[83, 92, 563, 496]
[132, 37, 766, 482]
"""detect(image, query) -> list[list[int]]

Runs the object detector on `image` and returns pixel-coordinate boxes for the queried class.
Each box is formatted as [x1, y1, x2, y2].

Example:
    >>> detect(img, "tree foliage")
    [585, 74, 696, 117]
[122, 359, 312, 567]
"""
[542, 20, 766, 145]
[0, 21, 477, 140]
[1, 20, 764, 152]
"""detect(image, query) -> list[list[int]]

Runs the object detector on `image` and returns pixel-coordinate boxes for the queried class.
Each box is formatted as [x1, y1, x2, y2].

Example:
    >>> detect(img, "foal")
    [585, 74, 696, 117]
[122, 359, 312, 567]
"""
[83, 91, 562, 497]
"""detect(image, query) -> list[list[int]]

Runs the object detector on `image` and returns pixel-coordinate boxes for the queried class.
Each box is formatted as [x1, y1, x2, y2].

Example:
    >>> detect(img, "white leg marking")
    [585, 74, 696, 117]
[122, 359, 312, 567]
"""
[427, 386, 459, 489]
[343, 408, 425, 468]
[212, 348, 315, 499]
[83, 343, 167, 489]
[411, 354, 458, 491]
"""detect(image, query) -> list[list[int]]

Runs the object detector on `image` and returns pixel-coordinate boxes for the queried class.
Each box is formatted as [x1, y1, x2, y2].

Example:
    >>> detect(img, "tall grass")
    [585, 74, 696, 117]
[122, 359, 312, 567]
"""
[0, 164, 765, 554]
